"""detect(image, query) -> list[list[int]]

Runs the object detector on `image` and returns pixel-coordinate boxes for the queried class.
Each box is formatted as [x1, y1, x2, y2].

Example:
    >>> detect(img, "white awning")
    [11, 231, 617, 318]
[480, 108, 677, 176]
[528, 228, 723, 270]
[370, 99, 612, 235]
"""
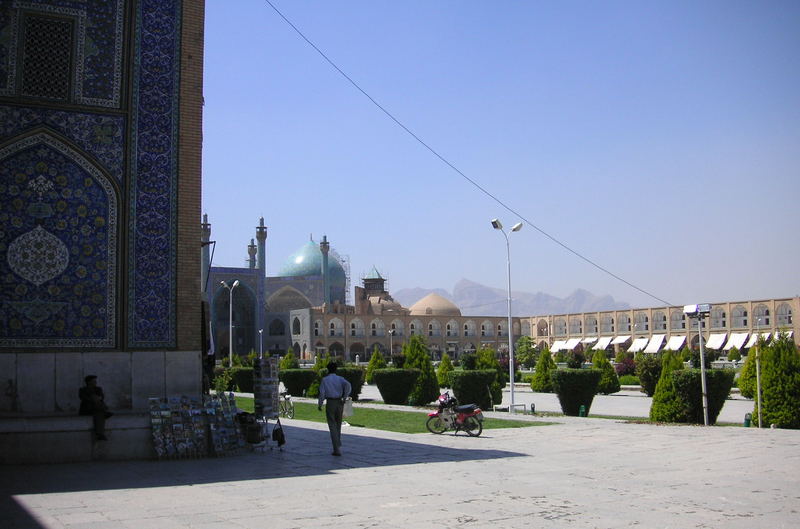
[628, 337, 649, 353]
[595, 336, 613, 350]
[581, 337, 598, 343]
[744, 333, 771, 349]
[611, 335, 631, 345]
[724, 333, 749, 350]
[643, 334, 666, 354]
[564, 338, 582, 351]
[551, 340, 566, 353]
[705, 333, 727, 350]
[664, 335, 686, 351]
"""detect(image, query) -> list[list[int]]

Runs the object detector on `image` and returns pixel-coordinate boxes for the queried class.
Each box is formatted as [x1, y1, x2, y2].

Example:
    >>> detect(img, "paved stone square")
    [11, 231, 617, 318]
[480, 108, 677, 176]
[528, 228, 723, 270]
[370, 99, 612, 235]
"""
[2, 410, 798, 529]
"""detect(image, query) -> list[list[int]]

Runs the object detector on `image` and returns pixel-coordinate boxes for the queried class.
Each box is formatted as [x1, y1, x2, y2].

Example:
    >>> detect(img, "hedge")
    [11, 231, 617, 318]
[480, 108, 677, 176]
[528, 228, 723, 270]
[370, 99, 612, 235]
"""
[280, 369, 317, 397]
[337, 367, 366, 401]
[663, 369, 735, 425]
[550, 369, 601, 416]
[229, 367, 254, 393]
[448, 370, 497, 410]
[373, 369, 420, 405]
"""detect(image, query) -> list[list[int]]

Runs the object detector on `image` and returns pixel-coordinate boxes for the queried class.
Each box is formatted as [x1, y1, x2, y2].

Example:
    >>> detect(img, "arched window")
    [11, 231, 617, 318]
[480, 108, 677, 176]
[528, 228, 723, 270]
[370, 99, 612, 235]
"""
[329, 318, 343, 337]
[350, 319, 365, 337]
[634, 312, 649, 332]
[600, 315, 614, 333]
[618, 314, 631, 332]
[428, 320, 441, 337]
[481, 320, 493, 337]
[314, 320, 321, 337]
[391, 320, 404, 336]
[521, 320, 531, 336]
[446, 320, 458, 337]
[777, 303, 792, 326]
[708, 308, 723, 329]
[585, 316, 598, 334]
[569, 318, 582, 334]
[653, 311, 667, 331]
[554, 318, 567, 336]
[370, 319, 385, 337]
[753, 304, 770, 327]
[464, 321, 476, 337]
[292, 317, 301, 335]
[670, 311, 685, 331]
[269, 319, 285, 336]
[732, 306, 747, 328]
[498, 321, 508, 337]
[537, 319, 548, 336]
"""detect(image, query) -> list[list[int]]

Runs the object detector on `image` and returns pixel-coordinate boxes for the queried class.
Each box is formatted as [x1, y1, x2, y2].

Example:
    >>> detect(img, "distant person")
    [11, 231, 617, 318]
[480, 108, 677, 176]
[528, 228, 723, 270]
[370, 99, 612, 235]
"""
[318, 362, 351, 456]
[79, 375, 113, 441]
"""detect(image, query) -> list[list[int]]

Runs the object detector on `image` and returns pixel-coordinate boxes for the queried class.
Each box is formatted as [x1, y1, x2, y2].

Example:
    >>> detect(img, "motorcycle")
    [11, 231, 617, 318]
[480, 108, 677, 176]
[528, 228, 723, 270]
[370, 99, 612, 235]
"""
[426, 392, 484, 437]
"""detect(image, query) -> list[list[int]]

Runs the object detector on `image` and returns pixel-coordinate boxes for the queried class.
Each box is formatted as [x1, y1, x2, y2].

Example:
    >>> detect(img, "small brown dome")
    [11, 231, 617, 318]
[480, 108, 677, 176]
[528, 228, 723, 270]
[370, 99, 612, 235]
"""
[409, 293, 461, 317]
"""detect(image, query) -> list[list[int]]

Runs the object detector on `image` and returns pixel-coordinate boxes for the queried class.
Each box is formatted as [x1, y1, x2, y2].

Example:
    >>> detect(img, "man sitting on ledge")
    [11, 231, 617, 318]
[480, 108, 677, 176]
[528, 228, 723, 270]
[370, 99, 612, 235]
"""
[79, 375, 113, 441]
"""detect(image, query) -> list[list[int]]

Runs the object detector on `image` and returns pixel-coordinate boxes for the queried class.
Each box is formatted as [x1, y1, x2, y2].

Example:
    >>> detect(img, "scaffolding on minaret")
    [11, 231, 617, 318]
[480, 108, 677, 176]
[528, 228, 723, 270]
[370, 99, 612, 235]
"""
[330, 247, 351, 305]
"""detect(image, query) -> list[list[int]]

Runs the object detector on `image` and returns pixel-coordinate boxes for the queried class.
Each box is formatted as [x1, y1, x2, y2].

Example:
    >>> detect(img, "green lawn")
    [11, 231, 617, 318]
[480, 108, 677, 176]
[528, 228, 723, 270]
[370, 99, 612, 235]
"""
[236, 398, 553, 434]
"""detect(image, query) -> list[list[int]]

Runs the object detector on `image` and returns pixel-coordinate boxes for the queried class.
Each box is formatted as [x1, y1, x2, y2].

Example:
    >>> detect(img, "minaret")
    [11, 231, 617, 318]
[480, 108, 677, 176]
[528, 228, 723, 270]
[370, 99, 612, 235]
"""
[247, 238, 257, 269]
[201, 214, 211, 293]
[320, 235, 331, 307]
[256, 217, 267, 278]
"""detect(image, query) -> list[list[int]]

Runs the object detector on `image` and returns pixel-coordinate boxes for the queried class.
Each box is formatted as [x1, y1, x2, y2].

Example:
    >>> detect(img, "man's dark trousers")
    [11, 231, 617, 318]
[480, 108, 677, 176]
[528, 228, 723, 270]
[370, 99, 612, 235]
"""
[325, 397, 344, 453]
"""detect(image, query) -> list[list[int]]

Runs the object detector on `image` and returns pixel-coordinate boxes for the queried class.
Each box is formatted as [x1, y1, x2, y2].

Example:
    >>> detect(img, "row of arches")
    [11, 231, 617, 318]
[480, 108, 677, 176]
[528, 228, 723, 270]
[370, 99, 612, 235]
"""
[542, 303, 792, 337]
[309, 318, 517, 338]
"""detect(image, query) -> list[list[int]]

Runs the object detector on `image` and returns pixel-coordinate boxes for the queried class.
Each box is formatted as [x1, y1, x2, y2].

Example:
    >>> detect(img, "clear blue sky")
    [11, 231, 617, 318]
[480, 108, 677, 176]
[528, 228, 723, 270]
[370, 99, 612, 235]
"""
[202, 0, 800, 309]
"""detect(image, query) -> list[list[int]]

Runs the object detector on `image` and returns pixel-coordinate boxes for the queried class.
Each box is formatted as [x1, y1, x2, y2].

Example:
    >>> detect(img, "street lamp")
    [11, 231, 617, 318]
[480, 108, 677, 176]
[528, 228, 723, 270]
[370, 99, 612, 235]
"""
[258, 328, 264, 359]
[491, 218, 523, 413]
[684, 304, 711, 426]
[756, 318, 763, 428]
[388, 329, 395, 357]
[220, 279, 239, 366]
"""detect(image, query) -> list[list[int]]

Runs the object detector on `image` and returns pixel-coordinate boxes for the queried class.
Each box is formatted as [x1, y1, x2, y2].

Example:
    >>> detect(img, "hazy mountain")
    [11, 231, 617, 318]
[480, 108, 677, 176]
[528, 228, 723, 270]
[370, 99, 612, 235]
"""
[393, 279, 630, 316]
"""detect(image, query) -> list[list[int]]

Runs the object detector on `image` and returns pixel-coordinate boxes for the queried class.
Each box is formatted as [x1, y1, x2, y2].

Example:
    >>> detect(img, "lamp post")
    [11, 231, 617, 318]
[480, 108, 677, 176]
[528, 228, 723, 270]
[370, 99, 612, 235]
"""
[258, 329, 263, 359]
[220, 279, 239, 366]
[756, 318, 763, 428]
[388, 329, 395, 357]
[491, 218, 523, 413]
[684, 304, 711, 426]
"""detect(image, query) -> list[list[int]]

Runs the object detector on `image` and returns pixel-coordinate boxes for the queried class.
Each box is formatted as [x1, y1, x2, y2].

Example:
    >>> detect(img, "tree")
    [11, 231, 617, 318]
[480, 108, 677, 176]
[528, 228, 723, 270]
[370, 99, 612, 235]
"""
[592, 349, 620, 395]
[437, 353, 454, 388]
[279, 351, 299, 371]
[515, 336, 538, 369]
[727, 346, 741, 363]
[566, 350, 585, 369]
[365, 344, 387, 384]
[553, 350, 567, 364]
[474, 346, 505, 405]
[530, 348, 556, 393]
[403, 335, 440, 406]
[738, 348, 757, 399]
[635, 353, 662, 396]
[649, 350, 685, 422]
[752, 333, 800, 429]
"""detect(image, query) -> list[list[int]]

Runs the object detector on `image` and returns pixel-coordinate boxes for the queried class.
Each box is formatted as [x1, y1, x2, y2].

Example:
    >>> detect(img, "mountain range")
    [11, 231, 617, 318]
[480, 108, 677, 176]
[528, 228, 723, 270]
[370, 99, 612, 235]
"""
[392, 279, 630, 317]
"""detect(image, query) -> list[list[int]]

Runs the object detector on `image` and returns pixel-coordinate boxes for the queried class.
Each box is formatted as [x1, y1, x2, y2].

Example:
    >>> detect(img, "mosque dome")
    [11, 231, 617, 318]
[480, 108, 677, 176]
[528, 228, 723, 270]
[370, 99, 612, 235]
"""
[409, 293, 462, 317]
[276, 241, 347, 287]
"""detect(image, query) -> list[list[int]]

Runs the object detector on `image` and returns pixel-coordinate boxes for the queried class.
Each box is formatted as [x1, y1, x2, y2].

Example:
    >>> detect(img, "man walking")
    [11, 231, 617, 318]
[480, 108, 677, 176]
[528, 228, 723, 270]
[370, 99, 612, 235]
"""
[318, 361, 351, 456]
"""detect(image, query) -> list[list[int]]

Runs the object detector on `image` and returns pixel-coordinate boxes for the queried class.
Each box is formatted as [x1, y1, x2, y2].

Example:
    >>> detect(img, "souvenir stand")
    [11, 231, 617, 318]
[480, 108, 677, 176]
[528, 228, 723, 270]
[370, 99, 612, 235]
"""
[250, 354, 281, 450]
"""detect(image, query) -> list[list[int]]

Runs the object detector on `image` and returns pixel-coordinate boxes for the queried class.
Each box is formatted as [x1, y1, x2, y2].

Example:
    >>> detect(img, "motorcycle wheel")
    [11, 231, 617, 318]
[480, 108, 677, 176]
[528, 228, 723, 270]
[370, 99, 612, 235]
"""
[426, 416, 447, 434]
[462, 416, 482, 437]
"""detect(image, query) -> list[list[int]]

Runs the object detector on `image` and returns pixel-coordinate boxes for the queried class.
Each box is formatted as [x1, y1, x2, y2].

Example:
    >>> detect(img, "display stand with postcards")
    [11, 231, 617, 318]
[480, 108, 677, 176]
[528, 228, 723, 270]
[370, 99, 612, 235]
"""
[249, 354, 281, 450]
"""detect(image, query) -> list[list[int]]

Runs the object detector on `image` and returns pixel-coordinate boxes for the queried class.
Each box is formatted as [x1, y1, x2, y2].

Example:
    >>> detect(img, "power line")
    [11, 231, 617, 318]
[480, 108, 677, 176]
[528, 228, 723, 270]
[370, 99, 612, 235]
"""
[263, 0, 672, 307]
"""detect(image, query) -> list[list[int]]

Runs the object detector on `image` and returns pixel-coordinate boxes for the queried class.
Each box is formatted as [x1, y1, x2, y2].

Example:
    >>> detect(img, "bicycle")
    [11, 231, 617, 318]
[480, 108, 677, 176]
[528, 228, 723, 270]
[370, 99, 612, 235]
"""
[278, 392, 295, 419]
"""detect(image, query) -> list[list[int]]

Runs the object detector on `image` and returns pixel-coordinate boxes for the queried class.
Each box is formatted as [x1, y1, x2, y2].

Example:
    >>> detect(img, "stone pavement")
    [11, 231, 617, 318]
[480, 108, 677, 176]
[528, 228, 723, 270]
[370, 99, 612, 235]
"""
[2, 407, 798, 529]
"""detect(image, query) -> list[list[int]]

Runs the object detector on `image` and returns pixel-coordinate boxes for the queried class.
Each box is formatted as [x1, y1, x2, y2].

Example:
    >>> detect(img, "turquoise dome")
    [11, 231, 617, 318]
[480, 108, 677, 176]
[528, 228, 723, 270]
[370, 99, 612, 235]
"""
[276, 241, 347, 287]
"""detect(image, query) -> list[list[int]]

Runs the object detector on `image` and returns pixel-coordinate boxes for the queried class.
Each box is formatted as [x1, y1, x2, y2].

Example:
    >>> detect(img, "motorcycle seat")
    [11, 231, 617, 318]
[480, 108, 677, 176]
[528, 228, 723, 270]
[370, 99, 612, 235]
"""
[455, 404, 478, 413]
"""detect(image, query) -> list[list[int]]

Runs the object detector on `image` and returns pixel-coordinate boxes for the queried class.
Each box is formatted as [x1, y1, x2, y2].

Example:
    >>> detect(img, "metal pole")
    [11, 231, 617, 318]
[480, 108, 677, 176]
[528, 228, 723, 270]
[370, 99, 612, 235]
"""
[697, 315, 709, 426]
[504, 232, 515, 413]
[228, 286, 234, 366]
[756, 342, 763, 429]
[259, 329, 263, 359]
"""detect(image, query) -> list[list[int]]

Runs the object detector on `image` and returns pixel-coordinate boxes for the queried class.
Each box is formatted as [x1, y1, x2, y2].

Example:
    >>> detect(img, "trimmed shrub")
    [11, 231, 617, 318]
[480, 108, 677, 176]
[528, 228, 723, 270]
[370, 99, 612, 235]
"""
[437, 353, 454, 388]
[670, 369, 735, 425]
[614, 357, 636, 377]
[459, 352, 477, 370]
[690, 348, 717, 369]
[475, 347, 505, 405]
[618, 374, 639, 385]
[279, 352, 299, 370]
[337, 367, 366, 401]
[553, 351, 567, 364]
[752, 333, 800, 429]
[550, 369, 601, 416]
[566, 350, 585, 369]
[727, 347, 741, 363]
[593, 350, 620, 395]
[649, 351, 686, 423]
[449, 370, 497, 410]
[229, 366, 254, 393]
[530, 350, 556, 393]
[738, 350, 757, 399]
[404, 335, 439, 406]
[635, 354, 662, 396]
[390, 354, 406, 368]
[372, 368, 420, 405]
[365, 346, 387, 384]
[280, 369, 317, 397]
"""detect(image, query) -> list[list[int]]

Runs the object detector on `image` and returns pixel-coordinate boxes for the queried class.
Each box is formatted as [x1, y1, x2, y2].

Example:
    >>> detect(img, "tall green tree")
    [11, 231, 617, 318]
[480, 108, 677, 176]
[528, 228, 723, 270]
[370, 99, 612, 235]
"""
[279, 351, 299, 371]
[437, 353, 454, 388]
[592, 349, 620, 394]
[365, 344, 387, 384]
[403, 335, 439, 406]
[752, 333, 800, 428]
[475, 346, 504, 405]
[515, 336, 538, 369]
[530, 347, 555, 393]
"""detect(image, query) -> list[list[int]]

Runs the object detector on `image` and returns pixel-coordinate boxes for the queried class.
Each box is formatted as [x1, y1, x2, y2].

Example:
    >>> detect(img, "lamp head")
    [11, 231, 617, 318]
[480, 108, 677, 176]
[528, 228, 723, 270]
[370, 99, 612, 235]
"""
[491, 219, 503, 230]
[232, 279, 240, 288]
[220, 280, 228, 288]
[511, 222, 523, 232]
